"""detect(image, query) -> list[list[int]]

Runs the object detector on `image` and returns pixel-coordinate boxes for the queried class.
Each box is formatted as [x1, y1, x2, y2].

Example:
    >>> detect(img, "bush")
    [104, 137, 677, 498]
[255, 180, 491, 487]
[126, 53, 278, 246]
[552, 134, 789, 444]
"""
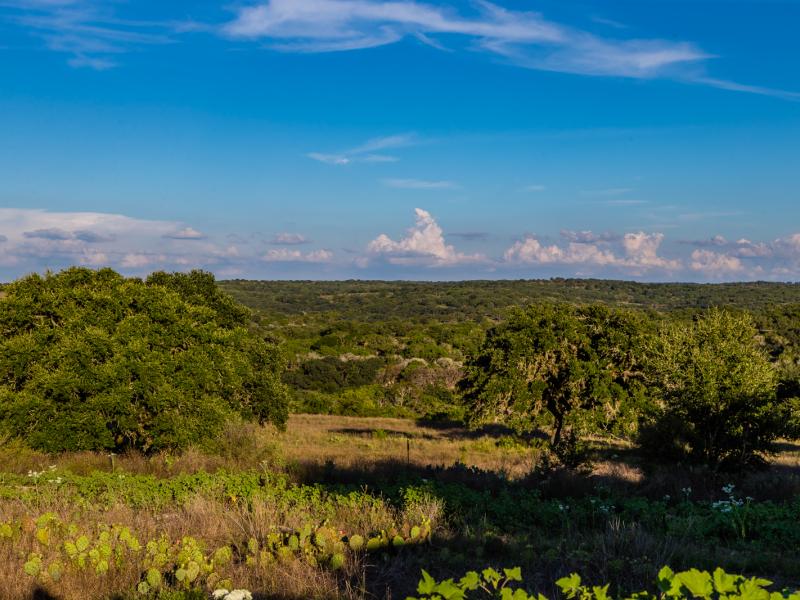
[0, 268, 288, 453]
[642, 309, 783, 466]
[283, 356, 383, 392]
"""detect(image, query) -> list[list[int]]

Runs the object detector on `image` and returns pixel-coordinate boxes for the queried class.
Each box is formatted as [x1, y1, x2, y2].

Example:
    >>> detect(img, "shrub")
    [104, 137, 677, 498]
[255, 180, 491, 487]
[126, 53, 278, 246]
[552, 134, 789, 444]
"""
[0, 268, 288, 453]
[642, 309, 783, 466]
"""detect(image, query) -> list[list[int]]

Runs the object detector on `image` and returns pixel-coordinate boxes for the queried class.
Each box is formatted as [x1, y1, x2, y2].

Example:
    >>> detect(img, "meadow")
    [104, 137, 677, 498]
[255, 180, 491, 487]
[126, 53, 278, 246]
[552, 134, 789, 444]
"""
[2, 415, 800, 599]
[2, 271, 800, 600]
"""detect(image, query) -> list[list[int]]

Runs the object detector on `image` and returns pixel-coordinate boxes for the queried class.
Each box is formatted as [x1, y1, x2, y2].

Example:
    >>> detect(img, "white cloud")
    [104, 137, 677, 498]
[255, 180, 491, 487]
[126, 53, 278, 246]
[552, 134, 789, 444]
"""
[5, 0, 171, 69]
[581, 187, 633, 197]
[120, 253, 161, 269]
[560, 230, 619, 243]
[221, 0, 800, 98]
[0, 208, 226, 274]
[270, 232, 310, 245]
[383, 178, 458, 190]
[307, 152, 352, 165]
[367, 208, 485, 266]
[262, 248, 333, 262]
[308, 133, 416, 165]
[504, 229, 679, 271]
[690, 249, 746, 276]
[504, 238, 619, 266]
[622, 232, 680, 269]
[225, 0, 705, 81]
[164, 227, 206, 240]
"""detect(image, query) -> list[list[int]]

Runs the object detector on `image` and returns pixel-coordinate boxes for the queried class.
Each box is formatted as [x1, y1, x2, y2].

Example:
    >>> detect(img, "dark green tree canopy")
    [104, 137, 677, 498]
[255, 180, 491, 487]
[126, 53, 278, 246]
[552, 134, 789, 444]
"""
[0, 268, 288, 452]
[459, 304, 646, 447]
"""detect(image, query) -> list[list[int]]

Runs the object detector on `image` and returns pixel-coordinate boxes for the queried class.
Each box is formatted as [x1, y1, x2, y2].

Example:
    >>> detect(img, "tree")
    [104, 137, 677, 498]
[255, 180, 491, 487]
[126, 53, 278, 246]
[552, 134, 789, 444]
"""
[459, 304, 646, 453]
[642, 309, 782, 466]
[0, 268, 288, 453]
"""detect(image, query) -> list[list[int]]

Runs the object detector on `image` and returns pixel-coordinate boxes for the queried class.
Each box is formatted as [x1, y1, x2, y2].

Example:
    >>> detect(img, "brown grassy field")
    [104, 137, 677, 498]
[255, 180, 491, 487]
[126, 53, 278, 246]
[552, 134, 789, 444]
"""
[3, 415, 800, 600]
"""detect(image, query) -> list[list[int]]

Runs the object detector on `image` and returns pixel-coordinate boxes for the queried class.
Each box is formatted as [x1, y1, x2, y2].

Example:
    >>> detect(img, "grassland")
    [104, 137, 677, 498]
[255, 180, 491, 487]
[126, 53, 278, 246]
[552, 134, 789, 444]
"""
[3, 415, 800, 600]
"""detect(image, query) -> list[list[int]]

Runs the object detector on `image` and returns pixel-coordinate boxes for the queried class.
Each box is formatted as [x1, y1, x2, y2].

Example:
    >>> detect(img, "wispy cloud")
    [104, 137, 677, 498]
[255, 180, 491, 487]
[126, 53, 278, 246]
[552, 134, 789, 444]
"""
[220, 0, 799, 98]
[270, 232, 310, 245]
[2, 0, 172, 69]
[383, 178, 458, 189]
[581, 187, 634, 197]
[307, 132, 416, 165]
[262, 248, 333, 262]
[602, 199, 649, 206]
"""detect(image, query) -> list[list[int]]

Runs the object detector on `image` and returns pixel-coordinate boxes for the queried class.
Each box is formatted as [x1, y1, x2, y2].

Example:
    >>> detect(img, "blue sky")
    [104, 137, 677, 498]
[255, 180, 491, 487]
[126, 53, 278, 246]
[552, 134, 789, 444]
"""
[1, 0, 799, 281]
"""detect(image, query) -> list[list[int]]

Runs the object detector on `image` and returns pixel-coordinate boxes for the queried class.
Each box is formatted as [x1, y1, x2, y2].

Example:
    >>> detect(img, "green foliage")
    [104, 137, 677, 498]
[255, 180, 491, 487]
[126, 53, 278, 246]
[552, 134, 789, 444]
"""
[283, 356, 384, 393]
[642, 309, 783, 465]
[408, 566, 531, 600]
[409, 566, 800, 600]
[0, 268, 288, 452]
[460, 304, 647, 458]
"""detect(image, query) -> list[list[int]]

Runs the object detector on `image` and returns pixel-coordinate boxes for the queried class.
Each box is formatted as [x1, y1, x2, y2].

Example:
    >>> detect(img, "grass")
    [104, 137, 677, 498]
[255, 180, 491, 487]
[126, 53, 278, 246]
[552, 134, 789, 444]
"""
[2, 415, 800, 600]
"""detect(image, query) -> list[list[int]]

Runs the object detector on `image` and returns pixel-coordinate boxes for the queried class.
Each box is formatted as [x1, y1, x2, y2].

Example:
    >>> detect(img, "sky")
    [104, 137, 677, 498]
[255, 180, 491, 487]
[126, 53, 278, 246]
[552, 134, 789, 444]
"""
[0, 0, 799, 282]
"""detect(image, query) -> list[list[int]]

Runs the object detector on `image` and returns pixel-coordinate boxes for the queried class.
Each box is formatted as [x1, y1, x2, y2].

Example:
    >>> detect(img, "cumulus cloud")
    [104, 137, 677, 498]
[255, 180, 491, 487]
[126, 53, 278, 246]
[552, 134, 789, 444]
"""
[74, 229, 116, 243]
[622, 232, 680, 269]
[164, 227, 206, 240]
[270, 232, 310, 245]
[0, 208, 227, 275]
[366, 208, 485, 266]
[690, 249, 746, 277]
[262, 248, 333, 262]
[504, 229, 679, 271]
[23, 228, 73, 240]
[504, 238, 619, 266]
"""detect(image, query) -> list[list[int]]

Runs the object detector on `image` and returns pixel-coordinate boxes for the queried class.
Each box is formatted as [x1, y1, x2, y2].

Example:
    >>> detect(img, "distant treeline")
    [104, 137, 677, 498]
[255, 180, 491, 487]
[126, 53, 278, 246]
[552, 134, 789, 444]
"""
[220, 279, 800, 428]
[220, 279, 800, 321]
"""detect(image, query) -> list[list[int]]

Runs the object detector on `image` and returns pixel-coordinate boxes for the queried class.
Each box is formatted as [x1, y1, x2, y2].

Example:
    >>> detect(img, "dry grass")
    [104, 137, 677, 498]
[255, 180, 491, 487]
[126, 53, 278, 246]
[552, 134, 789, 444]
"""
[2, 417, 800, 598]
[3, 415, 800, 500]
[0, 489, 435, 600]
[271, 414, 537, 478]
[0, 415, 537, 480]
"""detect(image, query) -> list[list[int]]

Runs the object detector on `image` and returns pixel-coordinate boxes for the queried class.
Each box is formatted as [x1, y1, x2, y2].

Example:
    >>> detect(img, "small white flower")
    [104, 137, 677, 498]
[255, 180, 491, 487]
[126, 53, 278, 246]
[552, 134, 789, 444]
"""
[212, 591, 230, 600]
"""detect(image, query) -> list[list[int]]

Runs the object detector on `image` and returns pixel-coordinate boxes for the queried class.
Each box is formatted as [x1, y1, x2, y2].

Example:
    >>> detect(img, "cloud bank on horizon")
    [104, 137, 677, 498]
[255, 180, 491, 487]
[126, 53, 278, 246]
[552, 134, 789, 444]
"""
[3, 207, 800, 282]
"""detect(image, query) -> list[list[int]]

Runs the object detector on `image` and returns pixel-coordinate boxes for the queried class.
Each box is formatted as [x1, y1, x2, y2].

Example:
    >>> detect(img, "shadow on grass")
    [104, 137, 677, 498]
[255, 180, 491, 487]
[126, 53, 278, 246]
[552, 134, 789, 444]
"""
[291, 443, 800, 504]
[30, 589, 61, 600]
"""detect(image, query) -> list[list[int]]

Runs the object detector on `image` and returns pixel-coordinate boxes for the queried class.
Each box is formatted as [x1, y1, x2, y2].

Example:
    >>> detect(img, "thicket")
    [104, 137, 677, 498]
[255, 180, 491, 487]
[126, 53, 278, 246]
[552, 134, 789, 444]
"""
[459, 305, 798, 466]
[0, 268, 288, 453]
